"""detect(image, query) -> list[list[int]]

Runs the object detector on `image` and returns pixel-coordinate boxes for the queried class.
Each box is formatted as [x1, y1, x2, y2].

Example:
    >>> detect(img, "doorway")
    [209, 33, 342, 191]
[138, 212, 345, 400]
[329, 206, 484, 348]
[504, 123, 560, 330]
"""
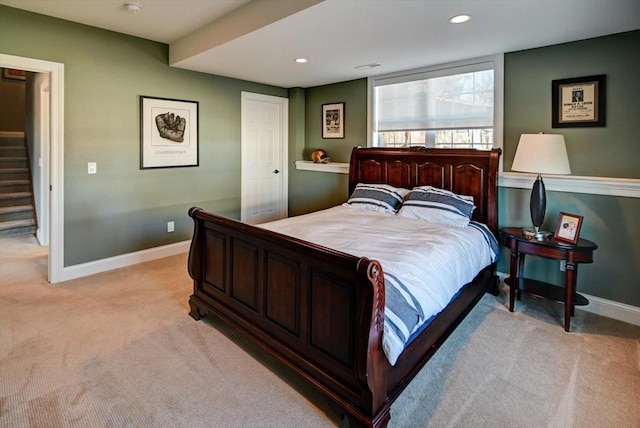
[240, 92, 288, 224]
[0, 54, 64, 283]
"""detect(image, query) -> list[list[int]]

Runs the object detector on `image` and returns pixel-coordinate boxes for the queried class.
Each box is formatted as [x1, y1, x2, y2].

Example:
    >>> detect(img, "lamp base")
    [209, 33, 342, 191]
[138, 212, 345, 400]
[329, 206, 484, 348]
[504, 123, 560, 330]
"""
[522, 228, 552, 241]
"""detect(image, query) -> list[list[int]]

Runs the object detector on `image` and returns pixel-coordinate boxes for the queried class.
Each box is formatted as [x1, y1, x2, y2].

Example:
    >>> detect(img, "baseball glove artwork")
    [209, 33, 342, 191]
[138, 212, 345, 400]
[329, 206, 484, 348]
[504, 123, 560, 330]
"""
[155, 112, 186, 143]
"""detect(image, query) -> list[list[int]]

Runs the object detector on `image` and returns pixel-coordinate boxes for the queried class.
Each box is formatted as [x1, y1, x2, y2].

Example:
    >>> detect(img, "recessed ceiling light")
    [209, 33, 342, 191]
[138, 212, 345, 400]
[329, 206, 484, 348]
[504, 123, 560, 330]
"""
[355, 63, 381, 70]
[449, 14, 471, 24]
[295, 58, 308, 63]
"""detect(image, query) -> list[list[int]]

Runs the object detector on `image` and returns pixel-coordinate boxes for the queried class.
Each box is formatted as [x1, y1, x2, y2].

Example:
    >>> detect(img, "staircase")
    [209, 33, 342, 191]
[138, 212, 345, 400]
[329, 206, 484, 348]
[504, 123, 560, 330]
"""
[0, 134, 37, 237]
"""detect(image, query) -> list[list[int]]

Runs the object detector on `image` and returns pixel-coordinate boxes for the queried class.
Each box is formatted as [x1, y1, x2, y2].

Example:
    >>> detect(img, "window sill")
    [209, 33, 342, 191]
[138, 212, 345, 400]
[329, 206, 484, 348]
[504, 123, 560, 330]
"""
[295, 161, 349, 174]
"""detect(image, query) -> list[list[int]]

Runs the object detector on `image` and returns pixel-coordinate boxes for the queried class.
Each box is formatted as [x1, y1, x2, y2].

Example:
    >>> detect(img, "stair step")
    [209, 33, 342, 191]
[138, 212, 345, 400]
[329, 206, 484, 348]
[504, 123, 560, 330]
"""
[0, 218, 35, 237]
[0, 137, 25, 147]
[0, 179, 30, 185]
[0, 192, 32, 207]
[0, 204, 33, 214]
[0, 191, 31, 199]
[0, 168, 29, 180]
[0, 218, 34, 230]
[0, 180, 30, 193]
[0, 205, 34, 222]
[0, 157, 28, 168]
[0, 147, 26, 157]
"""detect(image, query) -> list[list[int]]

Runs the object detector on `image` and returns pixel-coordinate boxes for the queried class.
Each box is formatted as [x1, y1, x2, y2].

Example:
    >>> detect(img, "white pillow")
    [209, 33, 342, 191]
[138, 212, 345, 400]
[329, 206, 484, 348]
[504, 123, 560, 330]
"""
[344, 183, 410, 214]
[397, 186, 475, 227]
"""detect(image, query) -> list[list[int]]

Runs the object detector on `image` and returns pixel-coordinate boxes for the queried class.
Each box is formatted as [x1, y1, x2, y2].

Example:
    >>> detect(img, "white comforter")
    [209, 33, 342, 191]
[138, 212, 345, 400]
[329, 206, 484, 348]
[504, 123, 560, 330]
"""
[258, 205, 496, 365]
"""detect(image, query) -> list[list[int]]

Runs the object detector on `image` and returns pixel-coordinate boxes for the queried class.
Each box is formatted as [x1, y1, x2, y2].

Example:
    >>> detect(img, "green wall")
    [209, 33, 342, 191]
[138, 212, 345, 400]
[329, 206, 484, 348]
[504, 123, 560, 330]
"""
[500, 30, 640, 306]
[297, 32, 639, 307]
[0, 6, 286, 266]
[503, 30, 640, 178]
[288, 79, 367, 216]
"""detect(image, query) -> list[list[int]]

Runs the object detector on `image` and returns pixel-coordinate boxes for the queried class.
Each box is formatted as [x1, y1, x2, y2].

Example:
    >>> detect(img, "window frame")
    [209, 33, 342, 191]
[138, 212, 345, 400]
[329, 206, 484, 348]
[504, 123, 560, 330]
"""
[367, 54, 504, 171]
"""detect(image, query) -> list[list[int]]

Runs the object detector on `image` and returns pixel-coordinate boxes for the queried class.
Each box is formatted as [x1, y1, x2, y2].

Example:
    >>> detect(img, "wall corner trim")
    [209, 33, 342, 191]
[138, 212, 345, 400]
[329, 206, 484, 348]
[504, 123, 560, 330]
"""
[499, 172, 640, 198]
[59, 240, 191, 283]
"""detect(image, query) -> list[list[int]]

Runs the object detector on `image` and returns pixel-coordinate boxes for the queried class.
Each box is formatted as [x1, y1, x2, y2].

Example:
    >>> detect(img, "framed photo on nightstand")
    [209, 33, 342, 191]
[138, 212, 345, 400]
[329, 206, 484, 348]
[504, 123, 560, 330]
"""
[554, 212, 583, 244]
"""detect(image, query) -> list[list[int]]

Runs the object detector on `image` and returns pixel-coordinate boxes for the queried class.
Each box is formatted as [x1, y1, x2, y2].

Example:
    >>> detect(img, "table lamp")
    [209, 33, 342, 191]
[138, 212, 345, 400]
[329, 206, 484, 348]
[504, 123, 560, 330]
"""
[512, 133, 571, 240]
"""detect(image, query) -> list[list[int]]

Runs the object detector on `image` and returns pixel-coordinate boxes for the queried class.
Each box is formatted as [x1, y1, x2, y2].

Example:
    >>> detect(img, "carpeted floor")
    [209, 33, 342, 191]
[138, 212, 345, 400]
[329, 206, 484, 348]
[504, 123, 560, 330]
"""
[1, 234, 639, 427]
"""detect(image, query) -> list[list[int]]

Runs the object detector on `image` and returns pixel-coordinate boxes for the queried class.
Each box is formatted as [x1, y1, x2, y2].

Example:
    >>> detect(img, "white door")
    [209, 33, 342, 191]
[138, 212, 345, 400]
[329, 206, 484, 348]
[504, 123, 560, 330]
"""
[241, 92, 288, 224]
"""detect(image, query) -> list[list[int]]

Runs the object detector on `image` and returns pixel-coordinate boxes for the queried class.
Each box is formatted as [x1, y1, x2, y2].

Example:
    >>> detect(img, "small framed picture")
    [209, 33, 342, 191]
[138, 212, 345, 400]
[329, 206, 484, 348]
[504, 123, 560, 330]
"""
[552, 74, 606, 128]
[554, 212, 583, 244]
[322, 102, 344, 139]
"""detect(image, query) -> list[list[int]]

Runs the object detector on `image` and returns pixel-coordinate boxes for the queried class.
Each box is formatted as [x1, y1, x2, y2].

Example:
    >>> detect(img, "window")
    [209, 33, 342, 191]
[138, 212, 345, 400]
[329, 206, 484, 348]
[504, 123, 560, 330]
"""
[369, 55, 503, 151]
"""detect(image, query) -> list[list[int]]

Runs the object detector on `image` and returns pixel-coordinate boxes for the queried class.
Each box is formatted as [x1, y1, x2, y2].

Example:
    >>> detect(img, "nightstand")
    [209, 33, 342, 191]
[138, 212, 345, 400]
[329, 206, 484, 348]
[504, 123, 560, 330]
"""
[500, 227, 598, 332]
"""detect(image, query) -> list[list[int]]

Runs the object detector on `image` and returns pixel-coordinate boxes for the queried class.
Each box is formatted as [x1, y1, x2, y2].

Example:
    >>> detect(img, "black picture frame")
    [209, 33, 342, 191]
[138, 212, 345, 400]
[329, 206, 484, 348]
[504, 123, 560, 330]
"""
[552, 74, 606, 128]
[140, 96, 199, 169]
[322, 102, 345, 139]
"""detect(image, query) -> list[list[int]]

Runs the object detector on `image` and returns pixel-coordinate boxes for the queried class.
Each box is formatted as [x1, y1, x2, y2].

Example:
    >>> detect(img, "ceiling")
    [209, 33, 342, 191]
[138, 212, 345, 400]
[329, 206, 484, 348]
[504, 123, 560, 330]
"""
[2, 0, 639, 88]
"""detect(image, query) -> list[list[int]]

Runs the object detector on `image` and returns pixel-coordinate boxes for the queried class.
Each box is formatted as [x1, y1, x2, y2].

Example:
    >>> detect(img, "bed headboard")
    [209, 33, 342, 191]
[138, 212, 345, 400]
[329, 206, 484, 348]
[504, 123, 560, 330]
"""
[348, 147, 502, 233]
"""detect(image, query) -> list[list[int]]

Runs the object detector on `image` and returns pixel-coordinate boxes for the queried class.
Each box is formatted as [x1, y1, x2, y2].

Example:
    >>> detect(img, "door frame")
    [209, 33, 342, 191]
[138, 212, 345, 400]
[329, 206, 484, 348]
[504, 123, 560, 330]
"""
[0, 54, 65, 283]
[36, 76, 51, 247]
[240, 92, 288, 223]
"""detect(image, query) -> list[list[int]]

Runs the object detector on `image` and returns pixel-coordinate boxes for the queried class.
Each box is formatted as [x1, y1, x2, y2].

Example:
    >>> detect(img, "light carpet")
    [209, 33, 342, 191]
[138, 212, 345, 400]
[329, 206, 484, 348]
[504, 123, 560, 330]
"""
[1, 235, 639, 427]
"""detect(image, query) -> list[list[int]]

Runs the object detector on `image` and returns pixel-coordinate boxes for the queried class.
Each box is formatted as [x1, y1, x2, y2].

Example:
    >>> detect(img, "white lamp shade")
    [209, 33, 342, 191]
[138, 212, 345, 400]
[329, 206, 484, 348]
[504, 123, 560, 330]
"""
[512, 133, 571, 175]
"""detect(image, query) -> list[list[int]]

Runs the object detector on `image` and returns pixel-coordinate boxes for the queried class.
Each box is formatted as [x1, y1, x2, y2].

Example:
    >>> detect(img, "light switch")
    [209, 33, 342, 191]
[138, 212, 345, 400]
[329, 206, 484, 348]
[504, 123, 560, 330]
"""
[88, 162, 97, 174]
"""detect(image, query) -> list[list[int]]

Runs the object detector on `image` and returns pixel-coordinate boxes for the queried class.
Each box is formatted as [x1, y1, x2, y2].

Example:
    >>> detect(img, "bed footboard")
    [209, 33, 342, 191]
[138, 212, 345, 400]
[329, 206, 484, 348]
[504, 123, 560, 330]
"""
[187, 207, 391, 427]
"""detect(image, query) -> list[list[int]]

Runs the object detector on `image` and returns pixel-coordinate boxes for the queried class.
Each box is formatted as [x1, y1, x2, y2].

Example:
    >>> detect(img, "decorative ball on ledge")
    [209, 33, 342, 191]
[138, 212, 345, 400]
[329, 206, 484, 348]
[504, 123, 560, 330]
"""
[311, 149, 330, 164]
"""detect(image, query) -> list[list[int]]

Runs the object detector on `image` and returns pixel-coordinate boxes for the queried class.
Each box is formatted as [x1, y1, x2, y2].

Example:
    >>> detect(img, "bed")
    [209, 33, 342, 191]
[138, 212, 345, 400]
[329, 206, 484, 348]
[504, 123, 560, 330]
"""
[187, 146, 501, 427]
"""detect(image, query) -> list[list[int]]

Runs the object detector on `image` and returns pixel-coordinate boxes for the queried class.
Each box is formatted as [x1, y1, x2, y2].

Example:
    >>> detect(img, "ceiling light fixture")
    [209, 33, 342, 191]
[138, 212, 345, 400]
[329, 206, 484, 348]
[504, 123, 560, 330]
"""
[124, 2, 142, 13]
[295, 58, 308, 63]
[448, 14, 471, 24]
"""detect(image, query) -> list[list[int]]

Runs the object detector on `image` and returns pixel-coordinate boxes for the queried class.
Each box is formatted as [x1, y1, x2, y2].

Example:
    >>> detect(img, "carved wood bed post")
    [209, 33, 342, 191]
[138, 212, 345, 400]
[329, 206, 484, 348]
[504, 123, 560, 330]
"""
[361, 259, 391, 427]
[348, 258, 390, 428]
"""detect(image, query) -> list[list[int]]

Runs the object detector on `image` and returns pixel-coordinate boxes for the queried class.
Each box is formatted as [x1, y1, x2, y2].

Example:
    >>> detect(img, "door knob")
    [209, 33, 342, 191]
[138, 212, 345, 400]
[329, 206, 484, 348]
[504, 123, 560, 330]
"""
[273, 169, 280, 174]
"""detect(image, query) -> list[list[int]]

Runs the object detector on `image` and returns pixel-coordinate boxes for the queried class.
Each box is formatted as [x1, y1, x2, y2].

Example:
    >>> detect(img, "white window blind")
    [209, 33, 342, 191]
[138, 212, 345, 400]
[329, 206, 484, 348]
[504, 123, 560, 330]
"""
[370, 56, 502, 150]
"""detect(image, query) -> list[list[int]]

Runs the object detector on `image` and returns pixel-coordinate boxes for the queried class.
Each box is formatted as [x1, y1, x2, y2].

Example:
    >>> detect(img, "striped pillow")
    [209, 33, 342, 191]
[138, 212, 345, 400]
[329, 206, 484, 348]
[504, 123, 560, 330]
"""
[345, 183, 410, 214]
[398, 186, 475, 227]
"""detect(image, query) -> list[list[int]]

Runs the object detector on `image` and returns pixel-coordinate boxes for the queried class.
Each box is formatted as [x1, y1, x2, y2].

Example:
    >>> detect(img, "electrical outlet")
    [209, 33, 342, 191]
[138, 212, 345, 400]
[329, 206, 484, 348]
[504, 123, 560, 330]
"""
[88, 162, 97, 174]
[167, 221, 175, 233]
[560, 260, 566, 271]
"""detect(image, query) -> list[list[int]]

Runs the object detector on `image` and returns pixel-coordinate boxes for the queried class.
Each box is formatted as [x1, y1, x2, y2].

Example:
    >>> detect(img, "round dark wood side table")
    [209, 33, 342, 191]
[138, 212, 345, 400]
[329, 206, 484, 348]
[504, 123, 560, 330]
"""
[500, 227, 598, 332]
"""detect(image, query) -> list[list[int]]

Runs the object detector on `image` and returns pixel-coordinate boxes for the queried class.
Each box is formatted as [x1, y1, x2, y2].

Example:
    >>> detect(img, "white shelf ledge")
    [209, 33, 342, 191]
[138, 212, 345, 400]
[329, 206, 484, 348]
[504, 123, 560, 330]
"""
[499, 172, 640, 198]
[295, 161, 349, 174]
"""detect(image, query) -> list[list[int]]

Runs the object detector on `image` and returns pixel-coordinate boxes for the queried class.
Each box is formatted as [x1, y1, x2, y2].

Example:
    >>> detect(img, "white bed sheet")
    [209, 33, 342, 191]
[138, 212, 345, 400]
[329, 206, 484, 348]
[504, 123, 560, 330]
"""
[258, 205, 495, 365]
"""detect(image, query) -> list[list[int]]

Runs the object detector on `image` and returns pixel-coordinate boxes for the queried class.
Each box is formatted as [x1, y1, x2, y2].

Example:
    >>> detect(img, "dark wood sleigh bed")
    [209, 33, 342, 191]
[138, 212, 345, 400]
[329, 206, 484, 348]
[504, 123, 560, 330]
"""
[187, 147, 501, 427]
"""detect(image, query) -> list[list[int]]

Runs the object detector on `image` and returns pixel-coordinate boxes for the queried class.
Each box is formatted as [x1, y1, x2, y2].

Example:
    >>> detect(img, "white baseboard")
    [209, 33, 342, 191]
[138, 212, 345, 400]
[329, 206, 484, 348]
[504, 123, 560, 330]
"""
[60, 240, 191, 282]
[496, 272, 640, 327]
[577, 293, 640, 327]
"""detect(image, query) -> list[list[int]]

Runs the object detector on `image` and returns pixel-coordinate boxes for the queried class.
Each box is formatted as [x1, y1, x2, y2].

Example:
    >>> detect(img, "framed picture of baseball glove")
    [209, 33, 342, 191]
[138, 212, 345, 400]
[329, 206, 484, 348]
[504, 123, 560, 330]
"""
[140, 96, 199, 169]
